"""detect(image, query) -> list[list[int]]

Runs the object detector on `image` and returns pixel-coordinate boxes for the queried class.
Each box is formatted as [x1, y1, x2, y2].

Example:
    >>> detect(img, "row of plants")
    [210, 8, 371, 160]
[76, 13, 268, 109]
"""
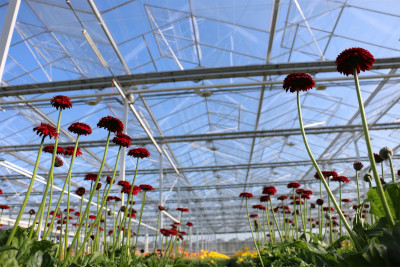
[236, 47, 400, 266]
[0, 96, 195, 266]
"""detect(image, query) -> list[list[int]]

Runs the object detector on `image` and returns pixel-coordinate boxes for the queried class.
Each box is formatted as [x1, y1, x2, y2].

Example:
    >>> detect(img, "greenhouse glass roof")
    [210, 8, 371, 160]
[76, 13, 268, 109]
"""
[0, 0, 400, 235]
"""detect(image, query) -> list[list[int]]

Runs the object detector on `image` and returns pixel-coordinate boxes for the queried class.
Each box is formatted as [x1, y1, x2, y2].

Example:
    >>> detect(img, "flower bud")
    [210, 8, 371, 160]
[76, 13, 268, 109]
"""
[363, 173, 372, 183]
[379, 146, 393, 160]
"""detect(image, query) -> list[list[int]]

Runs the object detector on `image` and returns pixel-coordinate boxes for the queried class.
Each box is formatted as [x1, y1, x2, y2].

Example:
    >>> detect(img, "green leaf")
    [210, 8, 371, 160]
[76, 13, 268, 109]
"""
[367, 183, 400, 220]
[26, 250, 44, 267]
[0, 246, 18, 252]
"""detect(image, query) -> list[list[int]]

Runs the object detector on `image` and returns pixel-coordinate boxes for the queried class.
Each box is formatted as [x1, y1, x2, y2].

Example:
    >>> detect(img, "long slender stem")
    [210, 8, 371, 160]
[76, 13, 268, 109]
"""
[43, 137, 80, 239]
[76, 196, 83, 256]
[296, 90, 362, 251]
[134, 192, 147, 250]
[268, 201, 283, 241]
[154, 211, 161, 251]
[62, 132, 112, 266]
[352, 69, 395, 227]
[264, 202, 273, 243]
[388, 157, 396, 184]
[69, 146, 122, 266]
[246, 199, 264, 267]
[3, 136, 45, 249]
[36, 110, 63, 237]
[339, 183, 342, 237]
[292, 189, 299, 240]
[356, 171, 361, 206]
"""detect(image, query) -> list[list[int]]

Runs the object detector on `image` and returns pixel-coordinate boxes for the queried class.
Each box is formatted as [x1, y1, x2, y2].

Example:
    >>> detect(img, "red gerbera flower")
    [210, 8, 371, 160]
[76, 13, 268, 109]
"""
[323, 207, 335, 212]
[33, 123, 58, 139]
[373, 153, 384, 164]
[117, 181, 130, 187]
[43, 145, 65, 155]
[84, 173, 97, 182]
[316, 199, 324, 206]
[127, 148, 150, 159]
[334, 176, 350, 183]
[239, 192, 253, 199]
[186, 222, 193, 227]
[158, 205, 165, 211]
[295, 188, 304, 195]
[249, 214, 258, 218]
[314, 171, 338, 180]
[283, 73, 315, 93]
[300, 194, 310, 199]
[106, 176, 114, 184]
[277, 195, 288, 201]
[51, 95, 72, 110]
[252, 204, 264, 209]
[0, 205, 10, 210]
[139, 184, 154, 192]
[68, 122, 92, 136]
[74, 212, 80, 216]
[97, 116, 124, 133]
[64, 146, 82, 157]
[54, 156, 63, 167]
[259, 196, 270, 202]
[89, 215, 96, 220]
[287, 182, 301, 189]
[336, 47, 375, 76]
[364, 204, 369, 208]
[0, 189, 2, 195]
[96, 183, 102, 190]
[353, 162, 363, 171]
[113, 133, 131, 148]
[75, 187, 85, 196]
[262, 186, 277, 195]
[108, 230, 113, 235]
[339, 198, 348, 203]
[177, 207, 189, 213]
[121, 185, 138, 195]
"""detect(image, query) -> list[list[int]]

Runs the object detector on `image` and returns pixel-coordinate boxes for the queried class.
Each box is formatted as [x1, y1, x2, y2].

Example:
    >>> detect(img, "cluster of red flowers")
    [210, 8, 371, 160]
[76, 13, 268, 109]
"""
[0, 205, 10, 210]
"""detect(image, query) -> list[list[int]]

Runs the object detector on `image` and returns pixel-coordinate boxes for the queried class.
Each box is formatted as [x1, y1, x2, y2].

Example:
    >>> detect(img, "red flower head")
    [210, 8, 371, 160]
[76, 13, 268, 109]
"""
[43, 145, 64, 155]
[33, 123, 58, 139]
[106, 176, 115, 185]
[186, 222, 193, 227]
[353, 162, 363, 171]
[97, 116, 123, 133]
[277, 195, 288, 201]
[75, 187, 85, 196]
[29, 209, 35, 215]
[300, 194, 310, 200]
[336, 48, 375, 76]
[139, 184, 154, 192]
[113, 133, 131, 148]
[54, 156, 63, 167]
[303, 190, 313, 195]
[364, 204, 370, 208]
[283, 73, 315, 93]
[287, 182, 301, 189]
[291, 196, 300, 200]
[260, 196, 270, 202]
[362, 214, 366, 219]
[323, 207, 335, 212]
[64, 208, 74, 212]
[117, 181, 130, 187]
[249, 214, 258, 218]
[96, 183, 102, 190]
[308, 218, 315, 222]
[68, 122, 92, 136]
[158, 205, 165, 211]
[295, 188, 304, 195]
[160, 229, 171, 237]
[64, 146, 82, 157]
[310, 203, 316, 209]
[177, 207, 189, 213]
[128, 148, 150, 159]
[262, 186, 277, 196]
[239, 192, 253, 199]
[380, 178, 386, 185]
[316, 199, 324, 206]
[89, 215, 96, 220]
[352, 204, 358, 210]
[0, 189, 2, 195]
[51, 95, 72, 110]
[374, 153, 384, 164]
[314, 171, 338, 180]
[0, 205, 10, 210]
[335, 176, 350, 183]
[108, 230, 113, 236]
[252, 204, 264, 210]
[74, 212, 80, 216]
[84, 173, 97, 182]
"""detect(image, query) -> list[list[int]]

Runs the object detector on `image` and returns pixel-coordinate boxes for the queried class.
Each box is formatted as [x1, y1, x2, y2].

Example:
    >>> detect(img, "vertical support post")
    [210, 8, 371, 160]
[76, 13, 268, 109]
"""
[119, 97, 129, 204]
[188, 190, 192, 253]
[144, 233, 149, 253]
[177, 175, 181, 207]
[0, 0, 21, 81]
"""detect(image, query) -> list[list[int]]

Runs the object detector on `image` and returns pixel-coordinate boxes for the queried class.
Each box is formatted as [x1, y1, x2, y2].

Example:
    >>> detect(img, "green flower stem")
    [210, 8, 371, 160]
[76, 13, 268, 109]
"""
[104, 203, 108, 256]
[246, 199, 264, 267]
[352, 69, 395, 227]
[339, 183, 342, 237]
[299, 200, 306, 232]
[111, 208, 118, 261]
[69, 146, 121, 266]
[28, 214, 32, 228]
[61, 131, 112, 266]
[95, 189, 100, 252]
[43, 137, 80, 240]
[297, 90, 362, 251]
[84, 182, 93, 239]
[154, 211, 161, 251]
[292, 189, 299, 240]
[309, 207, 312, 233]
[268, 201, 283, 241]
[355, 171, 361, 206]
[388, 157, 396, 184]
[3, 136, 45, 250]
[327, 178, 333, 244]
[34, 110, 63, 237]
[261, 208, 266, 244]
[282, 201, 287, 240]
[264, 202, 274, 243]
[319, 206, 322, 239]
[381, 163, 385, 182]
[59, 219, 64, 260]
[76, 195, 83, 256]
[134, 191, 147, 251]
